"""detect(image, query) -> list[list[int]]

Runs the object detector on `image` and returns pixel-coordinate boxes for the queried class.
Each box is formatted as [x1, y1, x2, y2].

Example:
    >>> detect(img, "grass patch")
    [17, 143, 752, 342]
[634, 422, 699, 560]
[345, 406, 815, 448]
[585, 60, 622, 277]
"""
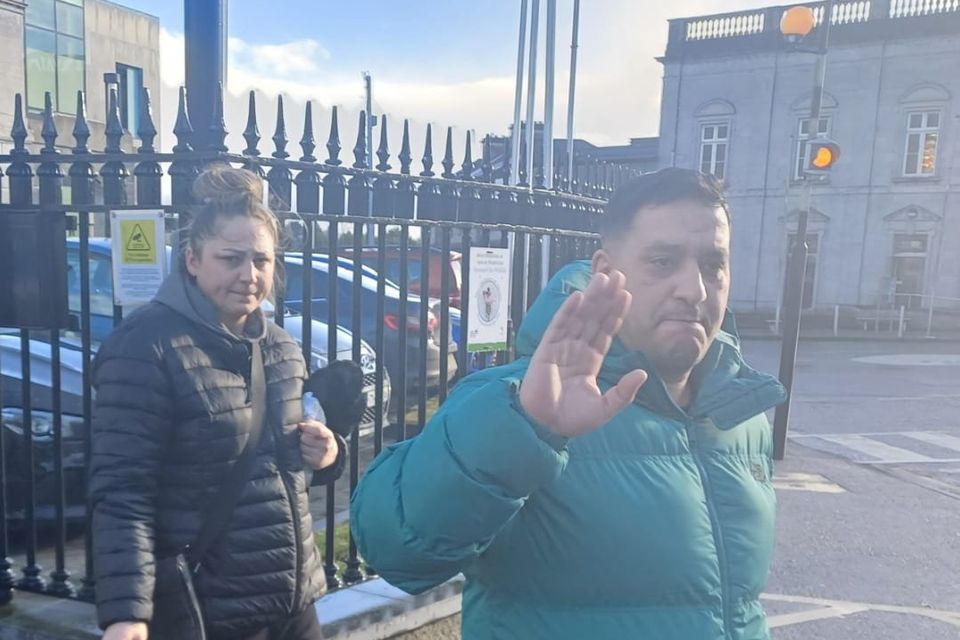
[403, 395, 442, 430]
[315, 521, 353, 570]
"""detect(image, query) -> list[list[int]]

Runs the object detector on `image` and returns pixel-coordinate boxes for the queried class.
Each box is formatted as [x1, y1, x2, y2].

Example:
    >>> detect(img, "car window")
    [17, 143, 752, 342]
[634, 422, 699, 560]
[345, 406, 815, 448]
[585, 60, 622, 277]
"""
[382, 257, 422, 287]
[282, 263, 328, 302]
[67, 250, 114, 317]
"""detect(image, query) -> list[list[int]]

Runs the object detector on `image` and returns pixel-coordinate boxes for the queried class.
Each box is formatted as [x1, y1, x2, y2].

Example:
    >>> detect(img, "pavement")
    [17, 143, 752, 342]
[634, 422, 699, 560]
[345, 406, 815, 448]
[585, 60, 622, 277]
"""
[2, 338, 960, 639]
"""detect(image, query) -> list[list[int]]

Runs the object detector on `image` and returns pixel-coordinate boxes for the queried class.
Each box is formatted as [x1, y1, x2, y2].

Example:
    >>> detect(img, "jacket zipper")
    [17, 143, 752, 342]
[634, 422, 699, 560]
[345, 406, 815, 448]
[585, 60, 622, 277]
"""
[686, 419, 732, 639]
[281, 472, 304, 614]
[251, 344, 304, 615]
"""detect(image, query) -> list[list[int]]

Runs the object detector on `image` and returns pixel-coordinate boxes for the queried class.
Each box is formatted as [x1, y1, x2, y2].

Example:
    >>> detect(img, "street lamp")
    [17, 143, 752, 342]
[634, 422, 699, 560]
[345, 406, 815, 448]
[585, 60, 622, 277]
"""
[772, 2, 835, 461]
[780, 5, 816, 44]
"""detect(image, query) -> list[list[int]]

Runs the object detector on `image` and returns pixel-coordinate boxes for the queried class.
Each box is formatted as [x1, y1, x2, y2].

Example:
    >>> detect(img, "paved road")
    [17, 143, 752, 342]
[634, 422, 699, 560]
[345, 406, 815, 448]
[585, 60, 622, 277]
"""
[742, 339, 960, 490]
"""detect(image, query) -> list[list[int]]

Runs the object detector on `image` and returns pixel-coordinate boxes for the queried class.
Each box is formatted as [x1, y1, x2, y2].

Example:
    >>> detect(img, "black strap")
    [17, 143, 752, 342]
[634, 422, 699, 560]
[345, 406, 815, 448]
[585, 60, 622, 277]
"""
[185, 340, 267, 568]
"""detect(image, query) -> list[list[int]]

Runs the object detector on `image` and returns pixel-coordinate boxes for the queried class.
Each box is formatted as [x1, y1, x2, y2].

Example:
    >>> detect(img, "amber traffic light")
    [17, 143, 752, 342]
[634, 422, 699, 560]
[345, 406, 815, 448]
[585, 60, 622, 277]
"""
[806, 140, 840, 174]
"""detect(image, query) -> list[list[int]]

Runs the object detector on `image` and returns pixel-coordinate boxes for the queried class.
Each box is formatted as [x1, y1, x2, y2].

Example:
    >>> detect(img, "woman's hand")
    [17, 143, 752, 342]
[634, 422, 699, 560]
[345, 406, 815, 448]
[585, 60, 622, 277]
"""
[102, 621, 148, 640]
[298, 420, 340, 471]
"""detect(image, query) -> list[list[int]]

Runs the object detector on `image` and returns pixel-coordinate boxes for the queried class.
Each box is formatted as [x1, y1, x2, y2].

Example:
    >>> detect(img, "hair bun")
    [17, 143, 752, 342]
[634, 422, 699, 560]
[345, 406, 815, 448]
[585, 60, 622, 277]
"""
[192, 164, 264, 206]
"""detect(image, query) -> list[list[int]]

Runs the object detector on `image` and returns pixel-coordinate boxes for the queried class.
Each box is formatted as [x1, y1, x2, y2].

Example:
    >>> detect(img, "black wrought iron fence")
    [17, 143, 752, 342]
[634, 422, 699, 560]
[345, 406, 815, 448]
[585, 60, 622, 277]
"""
[0, 86, 604, 605]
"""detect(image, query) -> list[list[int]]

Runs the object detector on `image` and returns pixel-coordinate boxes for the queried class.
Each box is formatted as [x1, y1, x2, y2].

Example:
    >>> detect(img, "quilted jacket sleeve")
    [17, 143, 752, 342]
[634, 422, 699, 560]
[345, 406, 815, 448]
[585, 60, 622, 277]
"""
[88, 321, 174, 629]
[350, 364, 569, 595]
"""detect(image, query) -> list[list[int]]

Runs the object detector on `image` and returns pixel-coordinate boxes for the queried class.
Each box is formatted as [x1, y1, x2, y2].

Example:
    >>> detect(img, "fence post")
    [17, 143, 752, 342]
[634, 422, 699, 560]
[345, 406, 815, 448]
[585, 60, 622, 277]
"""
[927, 294, 935, 338]
[134, 88, 162, 206]
[833, 305, 840, 337]
[898, 305, 906, 338]
[372, 115, 397, 218]
[37, 93, 64, 210]
[7, 94, 34, 206]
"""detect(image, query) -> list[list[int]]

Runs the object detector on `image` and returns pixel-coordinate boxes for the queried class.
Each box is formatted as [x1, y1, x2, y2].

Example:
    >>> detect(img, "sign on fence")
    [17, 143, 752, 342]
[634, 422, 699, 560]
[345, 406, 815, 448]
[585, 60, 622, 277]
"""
[110, 210, 167, 306]
[467, 247, 511, 353]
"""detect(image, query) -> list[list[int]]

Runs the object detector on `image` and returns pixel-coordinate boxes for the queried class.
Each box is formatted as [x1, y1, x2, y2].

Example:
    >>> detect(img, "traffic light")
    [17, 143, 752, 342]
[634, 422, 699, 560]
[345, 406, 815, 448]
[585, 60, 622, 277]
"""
[805, 139, 840, 175]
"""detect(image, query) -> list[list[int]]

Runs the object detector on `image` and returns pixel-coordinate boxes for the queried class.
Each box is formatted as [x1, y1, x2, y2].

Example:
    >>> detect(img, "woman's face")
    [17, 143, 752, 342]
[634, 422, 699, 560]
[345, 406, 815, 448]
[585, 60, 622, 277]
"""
[186, 215, 276, 332]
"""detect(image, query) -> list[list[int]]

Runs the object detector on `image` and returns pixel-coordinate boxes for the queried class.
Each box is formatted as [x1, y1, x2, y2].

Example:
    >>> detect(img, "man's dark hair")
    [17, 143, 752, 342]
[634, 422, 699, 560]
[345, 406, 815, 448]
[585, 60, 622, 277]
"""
[598, 168, 730, 243]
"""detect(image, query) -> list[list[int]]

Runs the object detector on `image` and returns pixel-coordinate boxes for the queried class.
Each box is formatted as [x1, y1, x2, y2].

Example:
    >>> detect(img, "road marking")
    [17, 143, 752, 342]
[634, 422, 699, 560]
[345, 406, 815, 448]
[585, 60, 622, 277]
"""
[813, 434, 938, 464]
[762, 593, 960, 629]
[772, 472, 845, 493]
[902, 431, 960, 455]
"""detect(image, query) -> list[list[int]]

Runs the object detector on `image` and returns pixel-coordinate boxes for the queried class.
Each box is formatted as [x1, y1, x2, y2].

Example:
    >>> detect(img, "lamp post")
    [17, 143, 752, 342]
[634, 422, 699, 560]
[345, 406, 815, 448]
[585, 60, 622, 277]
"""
[773, 2, 834, 460]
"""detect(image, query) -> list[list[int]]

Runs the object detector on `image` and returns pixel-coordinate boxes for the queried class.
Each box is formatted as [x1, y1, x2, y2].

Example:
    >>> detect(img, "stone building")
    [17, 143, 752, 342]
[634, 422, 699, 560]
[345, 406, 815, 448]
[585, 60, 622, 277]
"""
[657, 0, 960, 318]
[0, 0, 160, 159]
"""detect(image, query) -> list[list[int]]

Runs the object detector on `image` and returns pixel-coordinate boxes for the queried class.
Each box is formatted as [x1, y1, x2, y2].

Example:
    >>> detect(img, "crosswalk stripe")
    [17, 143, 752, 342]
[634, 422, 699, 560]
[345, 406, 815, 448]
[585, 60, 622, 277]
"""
[812, 434, 937, 464]
[901, 431, 960, 455]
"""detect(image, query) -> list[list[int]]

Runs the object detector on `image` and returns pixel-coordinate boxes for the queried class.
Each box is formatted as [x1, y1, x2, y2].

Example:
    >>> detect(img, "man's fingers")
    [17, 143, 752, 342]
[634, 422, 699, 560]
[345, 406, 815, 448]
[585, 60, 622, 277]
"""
[601, 369, 648, 419]
[540, 290, 584, 346]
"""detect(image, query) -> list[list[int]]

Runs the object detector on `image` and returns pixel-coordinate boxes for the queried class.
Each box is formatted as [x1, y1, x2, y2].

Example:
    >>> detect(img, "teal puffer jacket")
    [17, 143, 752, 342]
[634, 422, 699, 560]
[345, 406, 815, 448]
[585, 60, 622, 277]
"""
[351, 261, 787, 639]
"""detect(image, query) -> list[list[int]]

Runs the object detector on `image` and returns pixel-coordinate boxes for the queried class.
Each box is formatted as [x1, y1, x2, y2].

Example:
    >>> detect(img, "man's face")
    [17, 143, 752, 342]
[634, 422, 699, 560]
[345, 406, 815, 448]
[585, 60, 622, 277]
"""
[593, 199, 731, 380]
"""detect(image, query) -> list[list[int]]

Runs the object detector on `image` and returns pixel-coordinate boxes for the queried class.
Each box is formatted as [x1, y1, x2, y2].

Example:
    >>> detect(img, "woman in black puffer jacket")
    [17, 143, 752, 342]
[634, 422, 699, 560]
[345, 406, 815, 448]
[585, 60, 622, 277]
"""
[90, 166, 344, 640]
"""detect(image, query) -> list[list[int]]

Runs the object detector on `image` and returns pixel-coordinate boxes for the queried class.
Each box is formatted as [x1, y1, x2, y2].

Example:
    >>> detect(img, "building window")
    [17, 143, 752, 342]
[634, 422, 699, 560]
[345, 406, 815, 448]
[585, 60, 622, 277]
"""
[116, 63, 144, 136]
[25, 0, 85, 114]
[891, 233, 928, 309]
[903, 111, 940, 176]
[794, 117, 830, 180]
[699, 123, 729, 180]
[787, 233, 819, 310]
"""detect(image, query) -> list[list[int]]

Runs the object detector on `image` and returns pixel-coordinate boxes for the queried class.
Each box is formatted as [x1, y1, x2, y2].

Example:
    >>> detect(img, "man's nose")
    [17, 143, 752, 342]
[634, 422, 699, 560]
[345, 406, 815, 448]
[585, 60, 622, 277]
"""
[675, 261, 707, 306]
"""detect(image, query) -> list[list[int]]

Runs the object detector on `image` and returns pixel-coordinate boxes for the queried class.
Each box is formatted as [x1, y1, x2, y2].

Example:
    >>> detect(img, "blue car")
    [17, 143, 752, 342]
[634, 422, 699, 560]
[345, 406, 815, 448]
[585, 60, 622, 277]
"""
[282, 254, 458, 400]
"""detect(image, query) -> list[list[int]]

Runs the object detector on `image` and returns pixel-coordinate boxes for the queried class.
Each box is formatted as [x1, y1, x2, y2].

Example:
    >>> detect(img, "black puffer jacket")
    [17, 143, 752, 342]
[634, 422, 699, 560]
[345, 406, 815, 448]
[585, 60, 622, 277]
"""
[89, 272, 344, 636]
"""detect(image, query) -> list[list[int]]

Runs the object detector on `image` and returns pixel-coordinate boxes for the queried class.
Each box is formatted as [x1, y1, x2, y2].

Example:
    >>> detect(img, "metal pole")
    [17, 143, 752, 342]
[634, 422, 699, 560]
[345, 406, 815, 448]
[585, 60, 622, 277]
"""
[543, 0, 557, 190]
[184, 0, 227, 152]
[364, 72, 376, 244]
[524, 0, 541, 187]
[565, 0, 581, 188]
[509, 0, 529, 187]
[773, 0, 834, 461]
[540, 0, 556, 288]
[365, 73, 374, 170]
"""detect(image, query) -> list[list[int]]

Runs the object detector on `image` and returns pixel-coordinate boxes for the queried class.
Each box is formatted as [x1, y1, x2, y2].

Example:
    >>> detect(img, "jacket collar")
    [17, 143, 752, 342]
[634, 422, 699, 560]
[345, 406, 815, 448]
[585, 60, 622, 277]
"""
[153, 270, 267, 343]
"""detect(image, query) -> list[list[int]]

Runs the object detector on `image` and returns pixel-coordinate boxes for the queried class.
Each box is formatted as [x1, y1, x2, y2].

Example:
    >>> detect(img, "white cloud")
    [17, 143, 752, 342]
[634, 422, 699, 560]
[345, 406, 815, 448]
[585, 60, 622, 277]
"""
[156, 0, 775, 155]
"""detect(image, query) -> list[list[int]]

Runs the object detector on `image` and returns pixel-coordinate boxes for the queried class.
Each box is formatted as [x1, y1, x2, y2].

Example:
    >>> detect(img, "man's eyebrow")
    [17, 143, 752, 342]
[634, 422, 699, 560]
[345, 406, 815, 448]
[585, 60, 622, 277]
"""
[644, 242, 685, 253]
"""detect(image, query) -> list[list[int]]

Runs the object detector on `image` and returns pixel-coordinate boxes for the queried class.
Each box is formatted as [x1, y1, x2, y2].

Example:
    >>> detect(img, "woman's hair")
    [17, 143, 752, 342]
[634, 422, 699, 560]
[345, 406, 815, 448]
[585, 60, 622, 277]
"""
[185, 165, 281, 256]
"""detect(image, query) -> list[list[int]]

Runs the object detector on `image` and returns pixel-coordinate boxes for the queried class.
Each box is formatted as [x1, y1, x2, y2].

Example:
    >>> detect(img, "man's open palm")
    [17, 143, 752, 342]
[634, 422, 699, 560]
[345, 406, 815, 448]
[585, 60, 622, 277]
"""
[519, 270, 648, 438]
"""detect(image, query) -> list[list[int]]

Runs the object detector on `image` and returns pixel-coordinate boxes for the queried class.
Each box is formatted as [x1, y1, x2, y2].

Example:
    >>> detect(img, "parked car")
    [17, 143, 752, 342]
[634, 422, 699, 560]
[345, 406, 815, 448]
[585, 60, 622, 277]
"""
[282, 253, 458, 399]
[339, 246, 463, 309]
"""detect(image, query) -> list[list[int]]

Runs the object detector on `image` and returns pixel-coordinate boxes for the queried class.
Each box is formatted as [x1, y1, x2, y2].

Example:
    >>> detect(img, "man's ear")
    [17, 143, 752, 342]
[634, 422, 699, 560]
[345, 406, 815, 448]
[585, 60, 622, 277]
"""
[592, 247, 613, 276]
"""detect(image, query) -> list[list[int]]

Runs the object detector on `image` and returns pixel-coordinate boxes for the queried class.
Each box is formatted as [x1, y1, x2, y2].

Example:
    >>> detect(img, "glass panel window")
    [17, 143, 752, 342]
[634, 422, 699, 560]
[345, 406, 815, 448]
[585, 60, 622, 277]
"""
[903, 110, 940, 176]
[26, 0, 56, 29]
[25, 0, 85, 113]
[56, 2, 83, 37]
[795, 117, 831, 180]
[894, 233, 928, 254]
[25, 27, 57, 111]
[699, 123, 729, 181]
[57, 35, 84, 115]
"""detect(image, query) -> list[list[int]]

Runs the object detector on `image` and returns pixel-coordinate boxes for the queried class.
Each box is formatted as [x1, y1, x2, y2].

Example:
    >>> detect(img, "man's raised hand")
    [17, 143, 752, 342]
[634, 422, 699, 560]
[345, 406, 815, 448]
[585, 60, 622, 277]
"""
[519, 270, 648, 438]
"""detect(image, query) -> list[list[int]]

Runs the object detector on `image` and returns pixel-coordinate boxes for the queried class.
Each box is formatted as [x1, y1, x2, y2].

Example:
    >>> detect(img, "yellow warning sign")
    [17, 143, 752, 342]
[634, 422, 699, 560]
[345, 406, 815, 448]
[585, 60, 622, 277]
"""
[120, 220, 156, 264]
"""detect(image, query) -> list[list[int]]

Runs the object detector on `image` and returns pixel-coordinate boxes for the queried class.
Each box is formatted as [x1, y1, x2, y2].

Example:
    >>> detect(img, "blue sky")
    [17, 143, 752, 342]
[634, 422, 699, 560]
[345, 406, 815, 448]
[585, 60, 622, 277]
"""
[127, 0, 775, 153]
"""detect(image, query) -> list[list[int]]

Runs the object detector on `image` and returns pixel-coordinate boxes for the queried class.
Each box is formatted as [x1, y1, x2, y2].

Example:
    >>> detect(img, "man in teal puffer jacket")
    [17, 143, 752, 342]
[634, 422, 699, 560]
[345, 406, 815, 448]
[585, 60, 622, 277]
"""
[351, 168, 788, 639]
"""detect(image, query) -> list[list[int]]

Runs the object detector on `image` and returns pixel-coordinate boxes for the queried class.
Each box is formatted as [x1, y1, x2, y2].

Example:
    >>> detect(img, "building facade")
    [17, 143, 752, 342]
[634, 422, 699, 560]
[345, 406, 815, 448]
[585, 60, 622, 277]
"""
[657, 0, 960, 316]
[0, 0, 159, 159]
